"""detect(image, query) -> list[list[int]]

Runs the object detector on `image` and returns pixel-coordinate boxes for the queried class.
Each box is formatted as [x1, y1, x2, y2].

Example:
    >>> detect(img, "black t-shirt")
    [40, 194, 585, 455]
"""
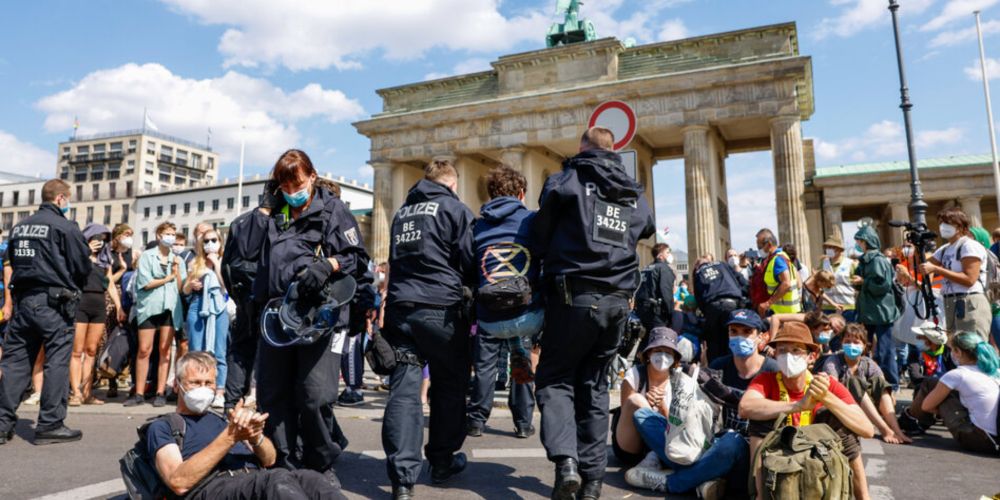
[146, 413, 258, 472]
[82, 264, 108, 293]
[709, 354, 779, 434]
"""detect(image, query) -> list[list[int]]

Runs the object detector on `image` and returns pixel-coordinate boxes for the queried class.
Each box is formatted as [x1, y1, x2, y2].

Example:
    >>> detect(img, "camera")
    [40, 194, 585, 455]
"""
[743, 248, 763, 265]
[888, 220, 937, 253]
[887, 219, 939, 321]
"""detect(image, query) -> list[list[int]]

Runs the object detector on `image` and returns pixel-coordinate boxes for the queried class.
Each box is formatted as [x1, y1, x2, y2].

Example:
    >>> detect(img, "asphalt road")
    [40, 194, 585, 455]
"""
[1, 384, 998, 499]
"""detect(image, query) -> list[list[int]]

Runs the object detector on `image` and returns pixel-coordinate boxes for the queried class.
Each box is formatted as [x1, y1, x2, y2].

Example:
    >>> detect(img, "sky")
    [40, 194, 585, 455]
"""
[2, 0, 999, 252]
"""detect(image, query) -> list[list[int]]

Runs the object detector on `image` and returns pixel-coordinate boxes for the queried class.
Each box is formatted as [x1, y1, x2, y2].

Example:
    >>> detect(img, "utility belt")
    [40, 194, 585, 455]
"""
[708, 297, 741, 308]
[365, 329, 425, 375]
[16, 286, 81, 318]
[943, 291, 982, 299]
[549, 275, 630, 306]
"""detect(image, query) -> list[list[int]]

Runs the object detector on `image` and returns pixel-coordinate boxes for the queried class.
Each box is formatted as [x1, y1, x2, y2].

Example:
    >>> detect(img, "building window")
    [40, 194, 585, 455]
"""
[183, 202, 190, 214]
[198, 201, 205, 212]
[143, 182, 152, 194]
[92, 184, 100, 200]
[91, 164, 104, 181]
[227, 197, 234, 210]
[170, 204, 176, 216]
[93, 144, 106, 153]
[109, 182, 116, 198]
[74, 167, 87, 182]
[242, 195, 250, 208]
[28, 189, 35, 205]
[157, 206, 163, 217]
[174, 176, 185, 185]
[181, 226, 189, 239]
[17, 211, 30, 223]
[145, 161, 154, 175]
[159, 173, 170, 183]
[1, 213, 12, 231]
[192, 154, 202, 169]
[103, 205, 112, 225]
[0, 192, 4, 205]
[86, 206, 94, 223]
[127, 159, 135, 172]
[12, 191, 18, 205]
[122, 204, 130, 223]
[212, 199, 219, 211]
[61, 168, 69, 180]
[144, 207, 150, 218]
[126, 181, 134, 197]
[77, 145, 90, 154]
[69, 208, 77, 221]
[142, 230, 149, 246]
[107, 162, 120, 180]
[110, 141, 122, 152]
[75, 185, 83, 201]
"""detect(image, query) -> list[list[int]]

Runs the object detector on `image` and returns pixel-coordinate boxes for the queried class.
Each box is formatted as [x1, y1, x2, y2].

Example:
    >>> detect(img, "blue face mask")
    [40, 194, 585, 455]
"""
[817, 331, 833, 344]
[843, 343, 864, 360]
[282, 186, 310, 208]
[60, 198, 71, 214]
[729, 336, 757, 358]
[854, 243, 864, 254]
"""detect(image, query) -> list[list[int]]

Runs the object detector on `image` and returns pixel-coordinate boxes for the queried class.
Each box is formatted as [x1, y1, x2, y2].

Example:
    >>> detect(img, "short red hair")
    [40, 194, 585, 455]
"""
[271, 149, 317, 186]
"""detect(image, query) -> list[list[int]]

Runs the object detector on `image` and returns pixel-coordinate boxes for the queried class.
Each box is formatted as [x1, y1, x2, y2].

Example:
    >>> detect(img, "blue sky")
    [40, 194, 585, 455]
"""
[2, 0, 999, 252]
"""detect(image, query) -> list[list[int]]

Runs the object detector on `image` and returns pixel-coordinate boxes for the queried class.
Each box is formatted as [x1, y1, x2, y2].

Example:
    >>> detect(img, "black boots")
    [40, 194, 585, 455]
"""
[551, 457, 581, 500]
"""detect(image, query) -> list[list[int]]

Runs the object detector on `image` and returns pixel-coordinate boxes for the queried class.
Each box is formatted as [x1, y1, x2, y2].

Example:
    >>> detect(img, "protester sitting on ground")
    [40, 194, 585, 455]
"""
[768, 310, 836, 355]
[906, 331, 1000, 454]
[149, 352, 345, 499]
[613, 327, 678, 467]
[620, 328, 748, 497]
[920, 208, 991, 340]
[818, 324, 912, 444]
[739, 322, 875, 500]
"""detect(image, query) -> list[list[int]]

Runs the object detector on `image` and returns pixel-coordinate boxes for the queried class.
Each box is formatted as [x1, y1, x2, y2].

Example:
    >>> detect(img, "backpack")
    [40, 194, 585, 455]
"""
[120, 413, 186, 500]
[749, 419, 852, 500]
[750, 253, 777, 308]
[477, 275, 532, 313]
[634, 265, 663, 314]
[97, 325, 131, 378]
[956, 239, 1000, 304]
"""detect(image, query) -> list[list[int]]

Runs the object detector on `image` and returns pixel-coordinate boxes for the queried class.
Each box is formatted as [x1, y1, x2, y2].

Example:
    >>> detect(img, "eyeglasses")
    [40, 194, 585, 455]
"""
[203, 238, 218, 244]
[774, 346, 809, 356]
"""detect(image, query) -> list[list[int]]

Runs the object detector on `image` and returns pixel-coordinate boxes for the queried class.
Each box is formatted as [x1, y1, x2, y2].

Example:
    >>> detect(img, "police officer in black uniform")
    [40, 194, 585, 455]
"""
[0, 179, 92, 445]
[692, 255, 748, 362]
[381, 158, 476, 500]
[252, 150, 370, 481]
[532, 127, 656, 499]
[635, 242, 676, 333]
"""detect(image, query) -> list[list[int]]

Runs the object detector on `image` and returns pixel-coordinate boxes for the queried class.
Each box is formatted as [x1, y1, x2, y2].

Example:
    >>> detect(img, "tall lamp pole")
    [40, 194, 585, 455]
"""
[888, 0, 928, 227]
[974, 11, 1000, 219]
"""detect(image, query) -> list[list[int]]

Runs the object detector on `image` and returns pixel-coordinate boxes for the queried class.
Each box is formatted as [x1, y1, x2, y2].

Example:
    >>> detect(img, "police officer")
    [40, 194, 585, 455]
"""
[634, 243, 676, 333]
[0, 179, 92, 445]
[252, 150, 370, 481]
[532, 127, 656, 499]
[382, 158, 476, 500]
[692, 255, 748, 362]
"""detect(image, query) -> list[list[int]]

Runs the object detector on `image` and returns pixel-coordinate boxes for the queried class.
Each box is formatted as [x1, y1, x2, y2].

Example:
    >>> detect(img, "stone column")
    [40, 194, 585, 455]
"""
[959, 196, 983, 227]
[371, 162, 396, 263]
[888, 202, 909, 248]
[684, 125, 717, 259]
[771, 116, 811, 265]
[824, 204, 843, 244]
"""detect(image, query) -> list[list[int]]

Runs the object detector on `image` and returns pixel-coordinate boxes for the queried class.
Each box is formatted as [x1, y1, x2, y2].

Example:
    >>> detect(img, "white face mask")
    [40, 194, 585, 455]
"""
[171, 244, 185, 256]
[649, 351, 674, 372]
[377, 271, 386, 282]
[119, 236, 133, 249]
[181, 385, 215, 414]
[728, 256, 740, 267]
[939, 223, 957, 240]
[776, 353, 809, 378]
[824, 248, 836, 258]
[203, 241, 221, 254]
[666, 254, 675, 265]
[902, 246, 914, 258]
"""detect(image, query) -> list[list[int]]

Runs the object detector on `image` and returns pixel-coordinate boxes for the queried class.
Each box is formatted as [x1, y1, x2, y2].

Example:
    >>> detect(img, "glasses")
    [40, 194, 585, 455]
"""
[203, 238, 218, 244]
[774, 346, 809, 356]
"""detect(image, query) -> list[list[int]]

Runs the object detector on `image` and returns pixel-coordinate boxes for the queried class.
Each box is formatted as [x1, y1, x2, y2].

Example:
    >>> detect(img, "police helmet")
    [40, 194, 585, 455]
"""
[261, 273, 357, 347]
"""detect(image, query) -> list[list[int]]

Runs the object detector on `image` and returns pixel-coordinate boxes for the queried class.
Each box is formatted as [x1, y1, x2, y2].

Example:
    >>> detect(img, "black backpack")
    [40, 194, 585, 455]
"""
[634, 265, 663, 314]
[477, 275, 532, 313]
[120, 413, 185, 500]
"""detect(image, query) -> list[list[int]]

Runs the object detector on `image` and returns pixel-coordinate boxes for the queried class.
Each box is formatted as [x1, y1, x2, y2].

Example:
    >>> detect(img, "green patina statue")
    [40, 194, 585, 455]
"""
[546, 0, 597, 47]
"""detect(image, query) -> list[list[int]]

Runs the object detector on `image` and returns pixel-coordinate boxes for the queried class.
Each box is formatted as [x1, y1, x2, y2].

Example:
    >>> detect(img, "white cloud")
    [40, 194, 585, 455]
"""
[917, 126, 964, 146]
[35, 63, 364, 171]
[357, 165, 373, 179]
[921, 0, 998, 31]
[814, 138, 841, 161]
[929, 18, 1000, 46]
[160, 0, 550, 71]
[424, 57, 493, 81]
[816, 120, 963, 163]
[0, 130, 56, 178]
[964, 56, 1000, 79]
[657, 18, 690, 41]
[815, 0, 934, 40]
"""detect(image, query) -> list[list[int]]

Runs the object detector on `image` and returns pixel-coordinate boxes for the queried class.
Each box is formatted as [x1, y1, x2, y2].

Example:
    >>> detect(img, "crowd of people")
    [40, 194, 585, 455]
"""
[0, 125, 998, 499]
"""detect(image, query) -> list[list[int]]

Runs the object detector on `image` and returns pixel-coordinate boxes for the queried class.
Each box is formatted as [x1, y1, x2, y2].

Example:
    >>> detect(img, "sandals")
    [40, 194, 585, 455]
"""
[83, 396, 105, 405]
[68, 395, 83, 407]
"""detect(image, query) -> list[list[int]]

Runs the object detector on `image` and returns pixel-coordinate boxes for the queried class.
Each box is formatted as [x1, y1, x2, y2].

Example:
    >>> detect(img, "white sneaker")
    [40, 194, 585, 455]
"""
[212, 394, 225, 409]
[635, 451, 661, 469]
[25, 392, 41, 405]
[697, 478, 725, 500]
[625, 464, 669, 492]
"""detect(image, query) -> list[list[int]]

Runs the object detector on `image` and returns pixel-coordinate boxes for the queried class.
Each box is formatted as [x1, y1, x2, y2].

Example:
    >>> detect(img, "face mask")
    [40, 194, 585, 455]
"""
[119, 236, 133, 249]
[181, 385, 215, 415]
[728, 256, 740, 267]
[61, 200, 71, 214]
[817, 330, 833, 344]
[843, 343, 864, 360]
[729, 336, 757, 358]
[377, 272, 386, 282]
[649, 351, 674, 372]
[776, 353, 808, 378]
[666, 254, 675, 265]
[204, 241, 221, 254]
[902, 246, 913, 258]
[160, 234, 176, 247]
[950, 351, 962, 366]
[282, 184, 311, 208]
[939, 223, 957, 240]
[171, 245, 185, 255]
[825, 248, 836, 258]
[854, 243, 864, 254]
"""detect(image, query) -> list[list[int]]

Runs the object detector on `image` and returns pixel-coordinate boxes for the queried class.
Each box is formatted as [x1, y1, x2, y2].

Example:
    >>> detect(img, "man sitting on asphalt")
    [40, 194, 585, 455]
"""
[149, 352, 345, 499]
[738, 322, 875, 500]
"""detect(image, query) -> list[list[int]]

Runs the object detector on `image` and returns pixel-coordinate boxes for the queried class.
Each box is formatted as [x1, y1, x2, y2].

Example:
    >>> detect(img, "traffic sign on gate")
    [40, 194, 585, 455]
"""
[588, 100, 637, 151]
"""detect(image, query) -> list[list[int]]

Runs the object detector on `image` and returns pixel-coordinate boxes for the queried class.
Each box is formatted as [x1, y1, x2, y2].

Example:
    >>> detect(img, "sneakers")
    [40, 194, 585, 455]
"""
[122, 395, 145, 407]
[24, 392, 41, 405]
[696, 478, 725, 500]
[337, 389, 364, 407]
[152, 394, 167, 407]
[624, 454, 669, 493]
[897, 407, 928, 436]
[211, 393, 225, 409]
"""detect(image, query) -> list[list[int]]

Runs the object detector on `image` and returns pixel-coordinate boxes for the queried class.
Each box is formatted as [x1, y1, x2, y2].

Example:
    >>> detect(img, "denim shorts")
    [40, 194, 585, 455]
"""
[477, 307, 544, 340]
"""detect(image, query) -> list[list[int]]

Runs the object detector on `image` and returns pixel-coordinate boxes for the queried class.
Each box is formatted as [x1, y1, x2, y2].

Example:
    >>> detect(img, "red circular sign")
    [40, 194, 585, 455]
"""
[588, 100, 637, 151]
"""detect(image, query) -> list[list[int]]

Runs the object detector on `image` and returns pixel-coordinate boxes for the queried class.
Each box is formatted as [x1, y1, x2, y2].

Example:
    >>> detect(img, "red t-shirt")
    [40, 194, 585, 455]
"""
[746, 372, 857, 426]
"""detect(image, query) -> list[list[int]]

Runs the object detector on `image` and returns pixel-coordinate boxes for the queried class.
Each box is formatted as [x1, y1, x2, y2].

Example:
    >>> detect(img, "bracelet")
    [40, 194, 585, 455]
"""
[253, 434, 265, 447]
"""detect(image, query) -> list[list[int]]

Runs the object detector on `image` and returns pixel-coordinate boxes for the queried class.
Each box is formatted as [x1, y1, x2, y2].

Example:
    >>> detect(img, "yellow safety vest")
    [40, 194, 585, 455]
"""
[777, 372, 813, 426]
[764, 250, 801, 313]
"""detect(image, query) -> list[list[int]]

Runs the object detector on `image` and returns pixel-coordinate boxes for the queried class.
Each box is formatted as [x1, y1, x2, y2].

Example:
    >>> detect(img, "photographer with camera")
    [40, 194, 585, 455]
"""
[919, 208, 991, 341]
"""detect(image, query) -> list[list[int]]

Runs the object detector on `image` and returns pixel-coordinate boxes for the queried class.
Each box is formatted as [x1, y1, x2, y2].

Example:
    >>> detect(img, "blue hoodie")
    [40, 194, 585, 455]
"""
[474, 196, 540, 322]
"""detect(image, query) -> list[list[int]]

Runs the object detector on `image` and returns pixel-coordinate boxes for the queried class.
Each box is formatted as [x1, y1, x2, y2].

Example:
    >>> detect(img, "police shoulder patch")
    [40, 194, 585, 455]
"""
[344, 227, 359, 246]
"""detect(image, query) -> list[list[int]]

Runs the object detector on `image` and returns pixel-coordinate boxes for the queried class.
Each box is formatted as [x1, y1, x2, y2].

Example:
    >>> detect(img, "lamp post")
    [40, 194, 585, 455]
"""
[974, 11, 1000, 220]
[888, 0, 928, 227]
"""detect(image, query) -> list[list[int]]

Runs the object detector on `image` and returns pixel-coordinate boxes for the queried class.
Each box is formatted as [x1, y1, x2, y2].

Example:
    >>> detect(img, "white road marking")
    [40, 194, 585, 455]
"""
[32, 478, 124, 500]
[860, 438, 885, 456]
[864, 458, 887, 479]
[361, 449, 388, 459]
[870, 485, 895, 500]
[472, 448, 547, 459]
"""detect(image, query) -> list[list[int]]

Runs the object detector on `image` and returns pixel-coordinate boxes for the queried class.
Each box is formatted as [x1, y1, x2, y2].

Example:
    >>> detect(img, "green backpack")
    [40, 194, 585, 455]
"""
[749, 420, 852, 500]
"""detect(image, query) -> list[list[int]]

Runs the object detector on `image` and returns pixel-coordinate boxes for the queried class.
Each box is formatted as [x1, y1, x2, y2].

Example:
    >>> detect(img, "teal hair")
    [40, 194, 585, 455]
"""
[952, 331, 1000, 377]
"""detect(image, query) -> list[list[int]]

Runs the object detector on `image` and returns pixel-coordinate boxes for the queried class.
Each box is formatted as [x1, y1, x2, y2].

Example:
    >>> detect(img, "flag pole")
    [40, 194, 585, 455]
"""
[237, 125, 246, 215]
[975, 10, 1000, 219]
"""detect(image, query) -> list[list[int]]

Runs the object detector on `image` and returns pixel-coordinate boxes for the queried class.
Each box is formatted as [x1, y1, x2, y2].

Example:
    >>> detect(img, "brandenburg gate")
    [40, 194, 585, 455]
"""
[355, 22, 816, 265]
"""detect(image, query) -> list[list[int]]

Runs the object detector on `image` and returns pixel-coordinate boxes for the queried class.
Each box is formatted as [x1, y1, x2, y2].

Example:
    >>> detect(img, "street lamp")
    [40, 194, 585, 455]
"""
[888, 0, 929, 228]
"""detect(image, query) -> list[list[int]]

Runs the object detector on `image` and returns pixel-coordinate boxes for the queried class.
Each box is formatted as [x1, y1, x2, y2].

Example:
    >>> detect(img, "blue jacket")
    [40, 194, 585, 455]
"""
[473, 196, 540, 322]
